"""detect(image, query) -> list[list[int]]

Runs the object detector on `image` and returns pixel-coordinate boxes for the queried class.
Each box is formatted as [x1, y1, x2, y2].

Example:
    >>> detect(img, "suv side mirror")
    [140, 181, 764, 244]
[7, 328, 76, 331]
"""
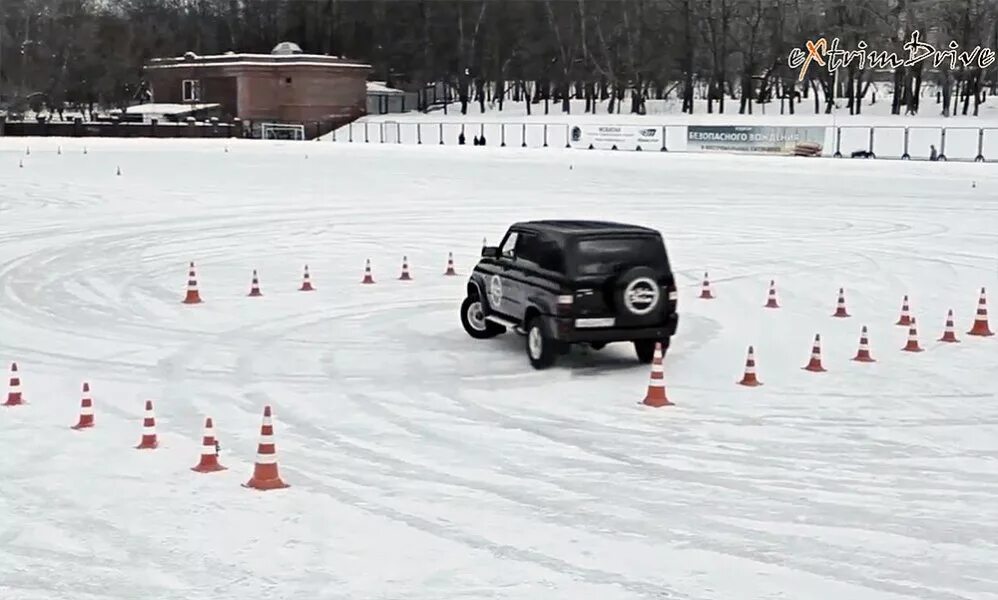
[481, 246, 500, 258]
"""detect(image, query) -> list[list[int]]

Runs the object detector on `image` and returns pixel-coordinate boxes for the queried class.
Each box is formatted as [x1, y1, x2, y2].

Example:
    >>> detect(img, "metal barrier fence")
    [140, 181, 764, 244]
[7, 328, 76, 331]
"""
[328, 121, 998, 162]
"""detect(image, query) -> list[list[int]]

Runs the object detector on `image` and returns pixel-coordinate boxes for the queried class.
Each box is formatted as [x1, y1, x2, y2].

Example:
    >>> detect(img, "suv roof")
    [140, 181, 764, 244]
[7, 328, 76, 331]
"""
[512, 220, 659, 238]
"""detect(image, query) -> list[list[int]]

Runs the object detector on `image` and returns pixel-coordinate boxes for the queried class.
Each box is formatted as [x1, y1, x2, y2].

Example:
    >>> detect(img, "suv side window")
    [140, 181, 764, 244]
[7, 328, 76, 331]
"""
[514, 231, 541, 264]
[500, 231, 519, 259]
[535, 237, 564, 273]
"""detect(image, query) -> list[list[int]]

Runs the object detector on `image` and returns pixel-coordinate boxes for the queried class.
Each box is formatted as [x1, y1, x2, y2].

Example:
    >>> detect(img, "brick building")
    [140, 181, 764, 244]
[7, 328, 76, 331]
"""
[143, 42, 371, 139]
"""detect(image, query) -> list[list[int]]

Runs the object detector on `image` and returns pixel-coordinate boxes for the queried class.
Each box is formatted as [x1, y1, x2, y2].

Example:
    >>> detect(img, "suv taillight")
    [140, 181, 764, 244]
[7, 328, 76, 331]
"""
[556, 294, 573, 316]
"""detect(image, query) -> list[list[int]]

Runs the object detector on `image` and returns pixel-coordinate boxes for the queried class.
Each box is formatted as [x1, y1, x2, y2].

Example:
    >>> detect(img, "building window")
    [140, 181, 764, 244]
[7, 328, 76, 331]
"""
[182, 79, 201, 102]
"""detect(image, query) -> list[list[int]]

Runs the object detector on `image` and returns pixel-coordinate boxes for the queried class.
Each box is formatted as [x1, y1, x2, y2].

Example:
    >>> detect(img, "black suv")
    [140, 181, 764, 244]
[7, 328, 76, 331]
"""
[459, 220, 679, 369]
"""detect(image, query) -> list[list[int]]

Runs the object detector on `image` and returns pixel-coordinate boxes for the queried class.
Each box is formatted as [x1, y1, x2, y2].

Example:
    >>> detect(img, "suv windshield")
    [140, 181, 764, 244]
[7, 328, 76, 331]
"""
[572, 236, 668, 276]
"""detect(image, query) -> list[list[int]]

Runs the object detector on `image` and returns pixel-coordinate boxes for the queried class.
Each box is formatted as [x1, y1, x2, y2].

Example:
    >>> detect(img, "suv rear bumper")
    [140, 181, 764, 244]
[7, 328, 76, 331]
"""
[550, 314, 678, 343]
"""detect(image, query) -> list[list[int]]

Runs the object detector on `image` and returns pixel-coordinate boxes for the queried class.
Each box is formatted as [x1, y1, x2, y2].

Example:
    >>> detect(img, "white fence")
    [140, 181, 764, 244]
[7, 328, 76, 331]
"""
[327, 121, 998, 162]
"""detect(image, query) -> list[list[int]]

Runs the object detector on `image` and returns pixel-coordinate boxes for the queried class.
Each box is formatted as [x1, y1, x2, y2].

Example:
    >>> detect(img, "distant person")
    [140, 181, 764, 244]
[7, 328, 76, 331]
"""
[473, 135, 480, 146]
[458, 131, 466, 145]
[480, 134, 486, 146]
[930, 145, 938, 161]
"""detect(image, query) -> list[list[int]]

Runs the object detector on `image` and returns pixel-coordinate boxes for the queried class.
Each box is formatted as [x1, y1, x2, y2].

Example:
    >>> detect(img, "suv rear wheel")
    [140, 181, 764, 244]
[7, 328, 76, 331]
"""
[526, 316, 558, 369]
[461, 294, 506, 339]
[634, 338, 669, 363]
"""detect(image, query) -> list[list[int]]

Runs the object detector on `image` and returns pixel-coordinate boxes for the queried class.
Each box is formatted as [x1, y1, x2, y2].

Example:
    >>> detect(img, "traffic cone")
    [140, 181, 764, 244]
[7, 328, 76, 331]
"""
[699, 272, 714, 299]
[802, 334, 826, 372]
[183, 262, 202, 304]
[939, 309, 960, 343]
[135, 400, 158, 449]
[3, 363, 24, 406]
[191, 417, 226, 473]
[243, 405, 289, 490]
[71, 383, 95, 429]
[896, 295, 911, 326]
[640, 342, 673, 407]
[902, 317, 923, 352]
[444, 252, 457, 276]
[764, 280, 779, 308]
[399, 256, 412, 280]
[248, 270, 262, 297]
[299, 265, 315, 291]
[852, 326, 876, 362]
[967, 287, 994, 336]
[361, 259, 375, 284]
[737, 346, 763, 386]
[832, 287, 850, 317]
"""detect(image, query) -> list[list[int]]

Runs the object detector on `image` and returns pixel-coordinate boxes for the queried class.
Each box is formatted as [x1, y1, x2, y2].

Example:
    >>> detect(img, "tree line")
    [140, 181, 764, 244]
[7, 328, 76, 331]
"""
[1, 0, 996, 120]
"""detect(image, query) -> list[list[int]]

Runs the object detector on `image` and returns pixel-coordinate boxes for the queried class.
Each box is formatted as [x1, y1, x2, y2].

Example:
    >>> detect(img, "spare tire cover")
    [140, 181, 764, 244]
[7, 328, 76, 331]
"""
[615, 266, 661, 317]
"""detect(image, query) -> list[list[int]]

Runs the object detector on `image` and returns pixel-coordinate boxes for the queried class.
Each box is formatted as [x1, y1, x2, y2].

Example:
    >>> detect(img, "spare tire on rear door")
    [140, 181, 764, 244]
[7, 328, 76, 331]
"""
[613, 266, 661, 318]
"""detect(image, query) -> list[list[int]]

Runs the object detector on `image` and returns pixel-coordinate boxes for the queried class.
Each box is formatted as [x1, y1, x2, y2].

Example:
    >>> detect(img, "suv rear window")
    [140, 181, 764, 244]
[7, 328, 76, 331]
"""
[572, 236, 669, 276]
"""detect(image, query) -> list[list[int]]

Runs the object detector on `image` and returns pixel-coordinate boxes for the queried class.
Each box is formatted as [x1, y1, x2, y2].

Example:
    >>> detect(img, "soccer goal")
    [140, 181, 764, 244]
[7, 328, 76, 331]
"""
[260, 122, 306, 141]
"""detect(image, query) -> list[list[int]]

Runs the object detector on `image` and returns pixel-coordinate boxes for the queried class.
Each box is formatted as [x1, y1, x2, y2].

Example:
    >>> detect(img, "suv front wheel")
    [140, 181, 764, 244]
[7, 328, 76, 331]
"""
[525, 316, 558, 369]
[461, 294, 506, 339]
[634, 338, 669, 363]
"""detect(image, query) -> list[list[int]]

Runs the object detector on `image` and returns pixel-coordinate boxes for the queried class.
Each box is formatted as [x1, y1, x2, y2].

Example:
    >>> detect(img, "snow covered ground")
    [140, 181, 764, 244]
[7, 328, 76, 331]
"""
[1, 137, 997, 600]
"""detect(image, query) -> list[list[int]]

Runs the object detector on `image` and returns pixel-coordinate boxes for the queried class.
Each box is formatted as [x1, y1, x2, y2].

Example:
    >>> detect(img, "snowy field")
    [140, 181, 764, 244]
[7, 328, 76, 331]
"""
[1, 138, 997, 600]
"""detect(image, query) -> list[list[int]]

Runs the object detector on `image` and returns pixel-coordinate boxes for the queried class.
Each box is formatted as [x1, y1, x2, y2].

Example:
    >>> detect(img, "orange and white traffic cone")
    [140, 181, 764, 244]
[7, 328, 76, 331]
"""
[896, 295, 911, 326]
[699, 272, 714, 299]
[802, 334, 826, 372]
[852, 326, 876, 362]
[361, 259, 375, 284]
[192, 417, 226, 473]
[641, 342, 673, 407]
[248, 270, 263, 297]
[444, 252, 457, 276]
[135, 400, 158, 449]
[71, 382, 95, 429]
[967, 287, 994, 336]
[183, 262, 202, 304]
[764, 280, 779, 308]
[939, 309, 960, 343]
[243, 405, 289, 490]
[299, 265, 315, 291]
[399, 256, 412, 281]
[3, 362, 24, 406]
[737, 346, 763, 386]
[832, 287, 850, 317]
[902, 317, 923, 352]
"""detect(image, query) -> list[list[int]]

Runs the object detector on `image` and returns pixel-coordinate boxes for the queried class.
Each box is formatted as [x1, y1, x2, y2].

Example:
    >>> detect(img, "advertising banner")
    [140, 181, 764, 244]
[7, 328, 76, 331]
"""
[569, 124, 663, 151]
[687, 125, 826, 156]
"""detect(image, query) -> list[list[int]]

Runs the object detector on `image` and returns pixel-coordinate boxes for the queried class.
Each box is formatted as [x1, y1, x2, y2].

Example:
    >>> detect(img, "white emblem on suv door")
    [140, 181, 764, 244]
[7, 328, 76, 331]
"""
[623, 277, 660, 315]
[489, 274, 503, 307]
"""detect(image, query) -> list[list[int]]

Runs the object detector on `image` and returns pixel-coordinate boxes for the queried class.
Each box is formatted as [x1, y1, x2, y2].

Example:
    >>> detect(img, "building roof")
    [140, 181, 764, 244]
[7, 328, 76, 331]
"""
[145, 48, 371, 71]
[367, 81, 406, 96]
[121, 103, 221, 116]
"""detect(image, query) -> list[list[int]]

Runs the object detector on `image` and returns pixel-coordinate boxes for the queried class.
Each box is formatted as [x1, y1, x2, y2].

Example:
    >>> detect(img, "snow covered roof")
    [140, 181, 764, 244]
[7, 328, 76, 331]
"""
[145, 51, 370, 71]
[367, 81, 406, 96]
[122, 103, 221, 115]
